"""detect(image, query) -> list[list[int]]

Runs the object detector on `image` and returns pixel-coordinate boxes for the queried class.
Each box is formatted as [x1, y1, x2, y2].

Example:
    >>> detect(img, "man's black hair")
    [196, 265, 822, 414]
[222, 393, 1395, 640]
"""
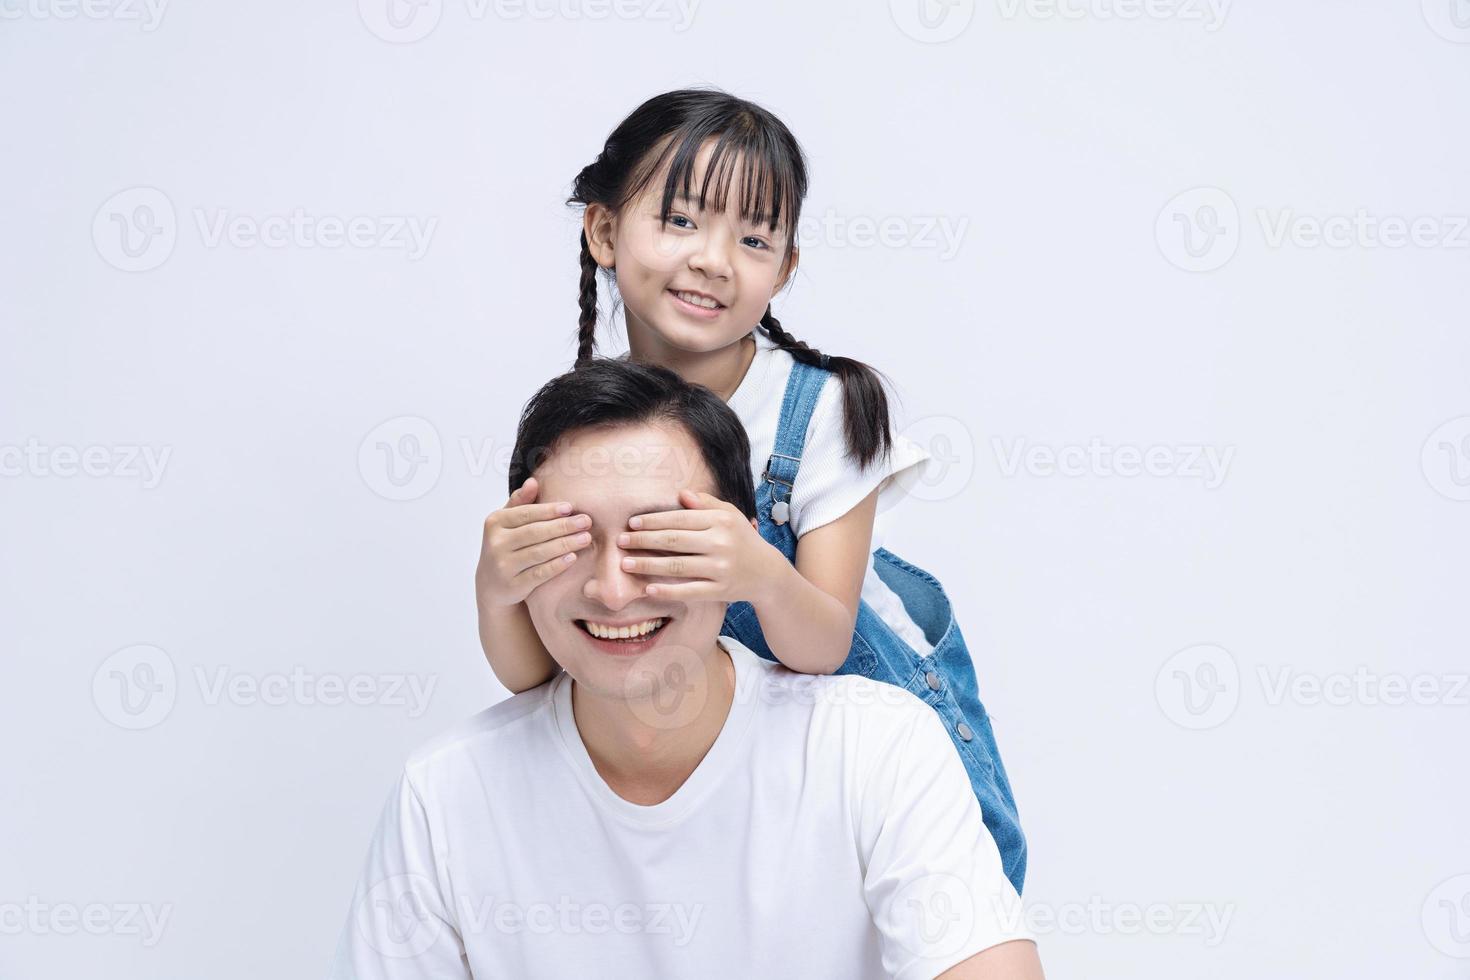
[508, 356, 757, 520]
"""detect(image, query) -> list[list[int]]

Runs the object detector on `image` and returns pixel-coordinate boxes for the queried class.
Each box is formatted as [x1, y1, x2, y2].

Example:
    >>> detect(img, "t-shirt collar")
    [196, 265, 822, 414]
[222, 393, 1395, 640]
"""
[550, 635, 761, 828]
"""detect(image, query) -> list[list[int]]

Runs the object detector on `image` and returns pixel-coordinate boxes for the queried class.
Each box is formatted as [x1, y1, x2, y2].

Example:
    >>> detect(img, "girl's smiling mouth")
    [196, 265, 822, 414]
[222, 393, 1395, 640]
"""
[668, 289, 726, 318]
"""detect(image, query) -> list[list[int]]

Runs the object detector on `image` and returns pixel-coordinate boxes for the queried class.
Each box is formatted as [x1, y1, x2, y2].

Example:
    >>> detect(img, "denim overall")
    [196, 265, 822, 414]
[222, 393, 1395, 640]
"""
[720, 356, 1027, 894]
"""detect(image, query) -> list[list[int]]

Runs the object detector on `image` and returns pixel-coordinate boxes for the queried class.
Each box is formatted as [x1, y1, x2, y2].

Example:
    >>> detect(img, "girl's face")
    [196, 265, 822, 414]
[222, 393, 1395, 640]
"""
[585, 138, 798, 357]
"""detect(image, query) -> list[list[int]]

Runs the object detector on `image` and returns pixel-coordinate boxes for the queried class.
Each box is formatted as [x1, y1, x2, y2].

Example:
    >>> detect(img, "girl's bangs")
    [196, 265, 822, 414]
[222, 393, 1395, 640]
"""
[639, 125, 802, 238]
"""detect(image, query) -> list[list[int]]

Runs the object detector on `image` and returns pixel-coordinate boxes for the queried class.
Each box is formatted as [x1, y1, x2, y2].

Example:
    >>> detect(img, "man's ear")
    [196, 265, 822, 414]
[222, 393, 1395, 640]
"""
[584, 203, 617, 270]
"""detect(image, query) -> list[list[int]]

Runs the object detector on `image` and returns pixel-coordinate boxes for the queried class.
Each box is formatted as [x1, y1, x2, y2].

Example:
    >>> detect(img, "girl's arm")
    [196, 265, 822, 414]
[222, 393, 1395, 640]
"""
[475, 475, 588, 694]
[477, 598, 561, 693]
[748, 486, 880, 675]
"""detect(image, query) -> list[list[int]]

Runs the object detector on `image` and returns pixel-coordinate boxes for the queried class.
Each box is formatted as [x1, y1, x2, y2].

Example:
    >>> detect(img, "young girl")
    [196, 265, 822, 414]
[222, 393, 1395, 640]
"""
[474, 88, 1027, 893]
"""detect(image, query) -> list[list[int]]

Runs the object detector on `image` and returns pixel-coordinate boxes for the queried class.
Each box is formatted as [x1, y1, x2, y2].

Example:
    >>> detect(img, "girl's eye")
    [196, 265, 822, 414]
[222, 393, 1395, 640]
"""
[742, 236, 771, 250]
[665, 214, 694, 229]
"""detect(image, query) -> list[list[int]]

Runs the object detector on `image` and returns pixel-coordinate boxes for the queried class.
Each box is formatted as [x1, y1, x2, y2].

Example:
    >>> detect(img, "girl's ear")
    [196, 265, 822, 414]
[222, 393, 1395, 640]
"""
[584, 203, 617, 269]
[772, 245, 799, 296]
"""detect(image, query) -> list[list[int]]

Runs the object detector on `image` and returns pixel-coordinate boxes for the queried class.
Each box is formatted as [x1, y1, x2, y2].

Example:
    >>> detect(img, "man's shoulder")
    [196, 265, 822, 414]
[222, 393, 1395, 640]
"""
[755, 657, 931, 730]
[401, 674, 560, 777]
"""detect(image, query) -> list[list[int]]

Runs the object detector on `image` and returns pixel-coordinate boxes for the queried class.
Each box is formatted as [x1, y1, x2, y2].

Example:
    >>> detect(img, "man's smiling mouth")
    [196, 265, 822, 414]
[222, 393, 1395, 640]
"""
[576, 617, 671, 642]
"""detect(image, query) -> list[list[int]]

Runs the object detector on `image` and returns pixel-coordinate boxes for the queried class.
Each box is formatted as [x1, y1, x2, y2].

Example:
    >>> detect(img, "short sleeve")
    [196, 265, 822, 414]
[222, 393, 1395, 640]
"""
[329, 771, 470, 980]
[857, 705, 1033, 980]
[788, 374, 932, 539]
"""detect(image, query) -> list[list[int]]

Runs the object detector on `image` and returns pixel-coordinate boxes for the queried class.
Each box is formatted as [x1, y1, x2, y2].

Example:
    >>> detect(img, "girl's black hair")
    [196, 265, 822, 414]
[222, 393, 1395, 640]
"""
[508, 356, 757, 521]
[567, 86, 895, 471]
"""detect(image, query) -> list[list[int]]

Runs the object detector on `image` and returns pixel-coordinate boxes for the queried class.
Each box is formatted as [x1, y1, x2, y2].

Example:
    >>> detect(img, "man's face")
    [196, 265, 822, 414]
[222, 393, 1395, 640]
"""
[522, 421, 729, 702]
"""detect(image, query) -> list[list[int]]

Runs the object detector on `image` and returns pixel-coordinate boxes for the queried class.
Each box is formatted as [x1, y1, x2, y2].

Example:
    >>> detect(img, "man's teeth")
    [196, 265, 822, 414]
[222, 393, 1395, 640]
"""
[582, 618, 667, 640]
[674, 290, 721, 310]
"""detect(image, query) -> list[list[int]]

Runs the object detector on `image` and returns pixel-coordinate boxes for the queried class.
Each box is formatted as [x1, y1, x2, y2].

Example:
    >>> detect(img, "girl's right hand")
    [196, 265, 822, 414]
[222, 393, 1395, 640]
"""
[475, 476, 593, 609]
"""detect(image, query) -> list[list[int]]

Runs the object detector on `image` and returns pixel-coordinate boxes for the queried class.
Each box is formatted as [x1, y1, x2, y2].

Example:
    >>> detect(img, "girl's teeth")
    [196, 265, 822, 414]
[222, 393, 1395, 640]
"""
[676, 291, 720, 310]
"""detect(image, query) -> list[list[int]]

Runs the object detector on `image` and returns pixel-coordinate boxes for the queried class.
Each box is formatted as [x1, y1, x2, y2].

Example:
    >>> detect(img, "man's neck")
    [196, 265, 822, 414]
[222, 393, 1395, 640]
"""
[570, 644, 737, 806]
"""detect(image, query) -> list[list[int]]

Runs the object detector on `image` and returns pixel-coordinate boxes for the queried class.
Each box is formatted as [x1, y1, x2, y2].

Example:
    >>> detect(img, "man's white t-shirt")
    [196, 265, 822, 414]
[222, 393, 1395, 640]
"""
[331, 636, 1030, 979]
[726, 331, 938, 657]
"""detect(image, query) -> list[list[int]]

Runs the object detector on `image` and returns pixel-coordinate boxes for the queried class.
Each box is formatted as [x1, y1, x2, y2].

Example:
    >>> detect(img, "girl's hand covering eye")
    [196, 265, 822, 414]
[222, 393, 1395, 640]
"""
[475, 476, 593, 608]
[617, 489, 779, 603]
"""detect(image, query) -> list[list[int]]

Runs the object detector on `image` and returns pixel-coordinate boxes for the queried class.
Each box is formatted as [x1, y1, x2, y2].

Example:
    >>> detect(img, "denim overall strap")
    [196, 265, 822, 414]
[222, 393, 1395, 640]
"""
[720, 357, 830, 658]
[755, 356, 831, 562]
[716, 354, 1029, 893]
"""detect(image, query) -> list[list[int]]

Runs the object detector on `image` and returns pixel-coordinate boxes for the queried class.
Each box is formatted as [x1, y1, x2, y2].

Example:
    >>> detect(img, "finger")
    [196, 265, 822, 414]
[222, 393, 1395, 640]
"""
[642, 580, 722, 600]
[677, 488, 730, 510]
[510, 551, 581, 594]
[508, 476, 538, 506]
[498, 500, 576, 531]
[628, 509, 715, 532]
[679, 487, 740, 514]
[502, 512, 591, 551]
[506, 528, 592, 575]
[619, 554, 719, 579]
[618, 528, 711, 555]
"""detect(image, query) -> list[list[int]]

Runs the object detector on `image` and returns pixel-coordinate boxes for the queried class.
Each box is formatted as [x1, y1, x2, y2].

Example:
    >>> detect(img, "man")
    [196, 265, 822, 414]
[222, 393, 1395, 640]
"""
[330, 358, 1044, 979]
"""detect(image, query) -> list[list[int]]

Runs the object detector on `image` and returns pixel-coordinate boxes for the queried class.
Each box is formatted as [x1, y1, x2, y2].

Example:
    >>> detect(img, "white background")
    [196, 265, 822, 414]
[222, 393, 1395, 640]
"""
[3, 1, 1468, 977]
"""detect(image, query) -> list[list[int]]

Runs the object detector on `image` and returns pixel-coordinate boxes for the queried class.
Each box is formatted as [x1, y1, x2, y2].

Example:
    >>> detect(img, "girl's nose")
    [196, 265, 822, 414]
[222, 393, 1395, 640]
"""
[688, 231, 733, 279]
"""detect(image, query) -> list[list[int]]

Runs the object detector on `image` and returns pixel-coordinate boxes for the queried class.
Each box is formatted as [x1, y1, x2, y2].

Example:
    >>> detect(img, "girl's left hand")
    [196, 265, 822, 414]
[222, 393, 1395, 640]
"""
[617, 488, 780, 603]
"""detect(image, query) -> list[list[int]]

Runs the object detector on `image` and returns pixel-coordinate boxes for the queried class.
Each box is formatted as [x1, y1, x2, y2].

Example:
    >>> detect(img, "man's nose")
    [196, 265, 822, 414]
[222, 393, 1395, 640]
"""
[583, 539, 644, 611]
